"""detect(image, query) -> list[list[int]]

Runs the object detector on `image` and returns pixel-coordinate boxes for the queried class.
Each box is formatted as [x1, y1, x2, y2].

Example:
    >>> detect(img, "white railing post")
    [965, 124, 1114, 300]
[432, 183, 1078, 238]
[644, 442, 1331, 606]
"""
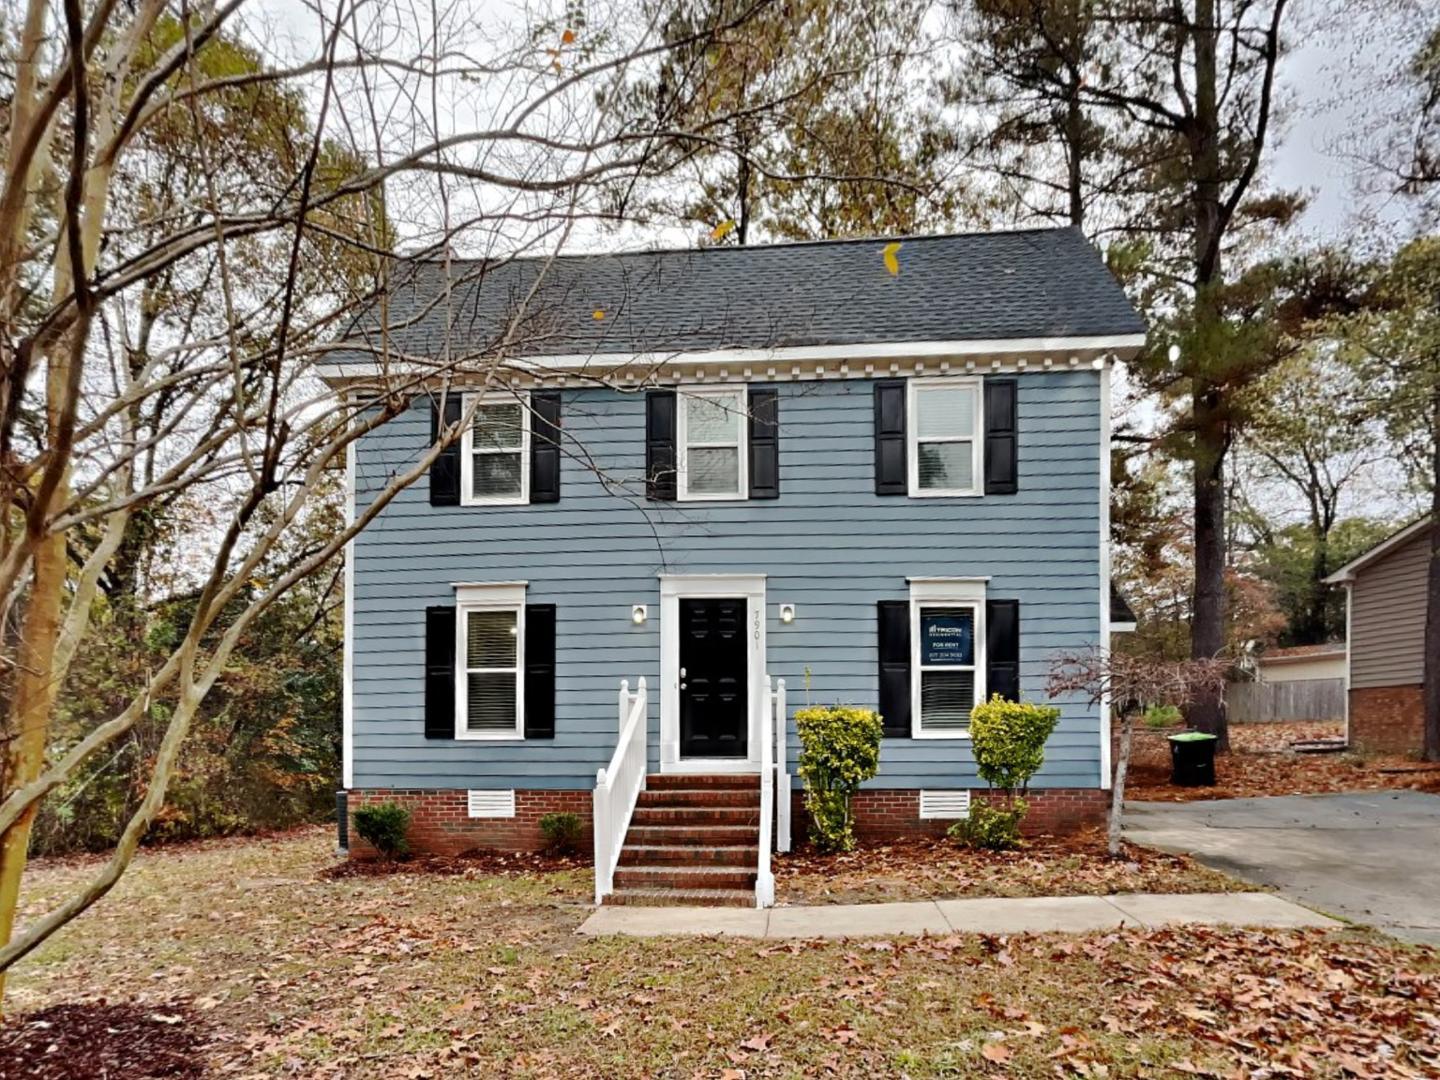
[617, 678, 630, 734]
[774, 678, 790, 853]
[756, 675, 775, 908]
[593, 767, 610, 904]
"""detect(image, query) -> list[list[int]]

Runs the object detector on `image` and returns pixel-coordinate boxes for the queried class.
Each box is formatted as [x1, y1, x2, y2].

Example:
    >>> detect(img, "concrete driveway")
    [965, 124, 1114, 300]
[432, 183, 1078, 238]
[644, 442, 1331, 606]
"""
[1126, 790, 1440, 945]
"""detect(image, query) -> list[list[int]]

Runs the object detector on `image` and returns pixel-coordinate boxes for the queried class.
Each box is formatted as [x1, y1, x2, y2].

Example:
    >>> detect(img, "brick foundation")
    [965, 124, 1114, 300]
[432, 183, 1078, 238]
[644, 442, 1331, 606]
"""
[1348, 685, 1425, 755]
[348, 784, 1107, 856]
[347, 789, 591, 856]
[799, 788, 1106, 843]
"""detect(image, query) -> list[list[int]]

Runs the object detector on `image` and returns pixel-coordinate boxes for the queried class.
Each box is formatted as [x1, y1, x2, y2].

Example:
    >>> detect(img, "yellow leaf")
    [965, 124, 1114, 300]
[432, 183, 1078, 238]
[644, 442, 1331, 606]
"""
[710, 220, 736, 241]
[882, 241, 902, 277]
[561, 28, 576, 44]
[592, 309, 605, 320]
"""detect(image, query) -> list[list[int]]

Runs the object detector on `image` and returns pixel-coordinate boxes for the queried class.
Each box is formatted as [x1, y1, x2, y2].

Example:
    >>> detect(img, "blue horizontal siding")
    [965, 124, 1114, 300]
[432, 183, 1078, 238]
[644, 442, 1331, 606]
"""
[350, 372, 1104, 791]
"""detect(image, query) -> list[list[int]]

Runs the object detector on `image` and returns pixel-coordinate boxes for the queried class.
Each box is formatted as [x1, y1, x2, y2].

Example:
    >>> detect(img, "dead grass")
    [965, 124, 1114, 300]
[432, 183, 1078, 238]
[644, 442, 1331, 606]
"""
[776, 831, 1249, 905]
[1125, 721, 1440, 802]
[7, 828, 1440, 1078]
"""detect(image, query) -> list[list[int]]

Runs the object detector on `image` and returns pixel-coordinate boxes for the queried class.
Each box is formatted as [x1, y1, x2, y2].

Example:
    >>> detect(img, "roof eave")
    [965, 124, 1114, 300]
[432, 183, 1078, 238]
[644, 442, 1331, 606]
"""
[317, 332, 1147, 390]
[1322, 516, 1433, 584]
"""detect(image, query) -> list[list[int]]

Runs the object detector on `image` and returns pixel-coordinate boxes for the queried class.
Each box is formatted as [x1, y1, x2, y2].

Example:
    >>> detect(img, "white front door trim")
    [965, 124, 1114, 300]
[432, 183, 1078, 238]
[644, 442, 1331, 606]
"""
[659, 573, 767, 774]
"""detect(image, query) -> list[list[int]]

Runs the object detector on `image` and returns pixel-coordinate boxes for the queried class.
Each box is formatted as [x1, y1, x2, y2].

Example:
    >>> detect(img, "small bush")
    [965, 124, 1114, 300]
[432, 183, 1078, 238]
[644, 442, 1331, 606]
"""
[795, 705, 883, 853]
[1143, 704, 1183, 729]
[947, 799, 1028, 851]
[969, 696, 1061, 794]
[539, 811, 583, 853]
[353, 801, 411, 858]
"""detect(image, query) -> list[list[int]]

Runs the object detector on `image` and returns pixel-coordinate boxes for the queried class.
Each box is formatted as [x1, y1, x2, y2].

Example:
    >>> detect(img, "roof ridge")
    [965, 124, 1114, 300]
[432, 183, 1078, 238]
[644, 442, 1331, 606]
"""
[397, 225, 1082, 266]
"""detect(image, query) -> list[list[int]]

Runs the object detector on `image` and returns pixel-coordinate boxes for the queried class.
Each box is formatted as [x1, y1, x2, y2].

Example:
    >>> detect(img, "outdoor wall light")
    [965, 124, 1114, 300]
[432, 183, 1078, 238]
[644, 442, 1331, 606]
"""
[779, 603, 796, 624]
[631, 604, 648, 625]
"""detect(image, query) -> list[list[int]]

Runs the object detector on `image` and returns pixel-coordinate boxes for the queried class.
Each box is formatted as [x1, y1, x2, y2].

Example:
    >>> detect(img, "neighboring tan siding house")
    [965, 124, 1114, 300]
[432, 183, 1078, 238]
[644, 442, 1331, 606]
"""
[325, 227, 1147, 905]
[1326, 518, 1433, 753]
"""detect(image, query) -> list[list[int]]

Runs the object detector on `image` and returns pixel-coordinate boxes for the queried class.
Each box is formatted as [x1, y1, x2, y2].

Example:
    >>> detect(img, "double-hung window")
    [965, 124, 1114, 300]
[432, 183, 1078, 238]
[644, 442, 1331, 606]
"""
[678, 387, 748, 500]
[461, 393, 529, 505]
[907, 378, 982, 497]
[910, 580, 987, 738]
[455, 587, 525, 739]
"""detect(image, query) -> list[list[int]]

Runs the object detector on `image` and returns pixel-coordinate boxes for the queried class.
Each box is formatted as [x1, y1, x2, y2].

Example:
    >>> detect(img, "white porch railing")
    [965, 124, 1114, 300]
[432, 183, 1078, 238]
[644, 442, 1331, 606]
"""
[594, 677, 647, 905]
[757, 676, 776, 908]
[771, 678, 790, 854]
[756, 675, 791, 906]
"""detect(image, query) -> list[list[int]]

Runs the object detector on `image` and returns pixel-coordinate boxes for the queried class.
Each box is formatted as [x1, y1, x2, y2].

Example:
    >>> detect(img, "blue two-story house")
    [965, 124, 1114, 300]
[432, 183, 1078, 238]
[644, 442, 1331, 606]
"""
[326, 227, 1146, 907]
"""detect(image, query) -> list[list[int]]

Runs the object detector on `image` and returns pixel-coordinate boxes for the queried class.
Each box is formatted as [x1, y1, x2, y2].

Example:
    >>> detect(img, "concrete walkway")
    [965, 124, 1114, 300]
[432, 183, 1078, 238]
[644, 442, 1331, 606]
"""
[1127, 791, 1440, 945]
[578, 891, 1336, 939]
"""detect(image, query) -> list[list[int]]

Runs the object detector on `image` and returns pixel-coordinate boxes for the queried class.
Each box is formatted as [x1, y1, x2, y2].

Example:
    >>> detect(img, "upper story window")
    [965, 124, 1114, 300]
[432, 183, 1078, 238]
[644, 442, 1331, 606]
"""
[462, 393, 529, 505]
[455, 593, 525, 739]
[907, 378, 982, 498]
[911, 579, 987, 738]
[678, 387, 748, 501]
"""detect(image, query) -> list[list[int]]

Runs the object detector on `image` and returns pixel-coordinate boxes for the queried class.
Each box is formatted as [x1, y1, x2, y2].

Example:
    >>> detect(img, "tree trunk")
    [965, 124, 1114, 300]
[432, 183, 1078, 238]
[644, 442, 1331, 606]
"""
[1107, 707, 1132, 857]
[1424, 379, 1439, 763]
[0, 530, 67, 1006]
[1184, 0, 1229, 750]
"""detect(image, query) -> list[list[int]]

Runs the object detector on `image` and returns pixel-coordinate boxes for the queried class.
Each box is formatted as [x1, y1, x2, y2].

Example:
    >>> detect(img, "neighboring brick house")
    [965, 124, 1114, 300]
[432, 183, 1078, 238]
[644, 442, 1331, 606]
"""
[1325, 517, 1434, 754]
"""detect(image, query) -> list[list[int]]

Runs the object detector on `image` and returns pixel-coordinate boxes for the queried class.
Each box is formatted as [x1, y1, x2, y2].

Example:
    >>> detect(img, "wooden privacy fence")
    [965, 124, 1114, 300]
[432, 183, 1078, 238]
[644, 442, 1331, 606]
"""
[1227, 678, 1345, 723]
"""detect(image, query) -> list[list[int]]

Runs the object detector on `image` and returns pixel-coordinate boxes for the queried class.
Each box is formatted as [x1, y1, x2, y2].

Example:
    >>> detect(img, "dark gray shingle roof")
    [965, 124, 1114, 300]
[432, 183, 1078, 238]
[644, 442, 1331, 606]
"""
[341, 226, 1144, 362]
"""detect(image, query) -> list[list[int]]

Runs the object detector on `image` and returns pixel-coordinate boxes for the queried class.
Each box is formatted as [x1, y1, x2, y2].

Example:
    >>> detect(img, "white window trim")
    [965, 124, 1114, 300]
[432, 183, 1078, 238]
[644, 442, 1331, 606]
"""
[906, 376, 984, 498]
[453, 582, 526, 741]
[460, 391, 530, 506]
[677, 386, 748, 502]
[909, 578, 987, 740]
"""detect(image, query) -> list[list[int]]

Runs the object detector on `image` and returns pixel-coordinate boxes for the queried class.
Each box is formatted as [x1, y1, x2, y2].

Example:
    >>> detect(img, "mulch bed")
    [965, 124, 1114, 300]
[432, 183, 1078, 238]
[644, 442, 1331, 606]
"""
[1124, 720, 1440, 802]
[322, 847, 589, 879]
[0, 1002, 211, 1080]
[775, 829, 1247, 905]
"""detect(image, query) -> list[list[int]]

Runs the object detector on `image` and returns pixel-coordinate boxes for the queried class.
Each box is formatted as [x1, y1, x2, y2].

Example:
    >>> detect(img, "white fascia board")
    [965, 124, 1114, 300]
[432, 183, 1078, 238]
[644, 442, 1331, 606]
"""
[315, 333, 1148, 388]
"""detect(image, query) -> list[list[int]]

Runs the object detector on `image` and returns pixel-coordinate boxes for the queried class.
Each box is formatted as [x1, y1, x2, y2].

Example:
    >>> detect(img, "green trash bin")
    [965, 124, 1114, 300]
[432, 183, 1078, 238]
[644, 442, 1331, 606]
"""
[1168, 731, 1218, 786]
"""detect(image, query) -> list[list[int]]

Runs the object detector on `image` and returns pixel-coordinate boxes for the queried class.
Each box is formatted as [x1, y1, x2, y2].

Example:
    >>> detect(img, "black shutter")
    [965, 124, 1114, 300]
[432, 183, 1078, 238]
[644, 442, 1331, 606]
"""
[986, 599, 1020, 703]
[874, 379, 907, 495]
[530, 391, 562, 504]
[429, 394, 463, 506]
[877, 600, 911, 737]
[984, 378, 1018, 495]
[524, 604, 556, 739]
[646, 390, 677, 501]
[424, 605, 456, 739]
[748, 387, 779, 499]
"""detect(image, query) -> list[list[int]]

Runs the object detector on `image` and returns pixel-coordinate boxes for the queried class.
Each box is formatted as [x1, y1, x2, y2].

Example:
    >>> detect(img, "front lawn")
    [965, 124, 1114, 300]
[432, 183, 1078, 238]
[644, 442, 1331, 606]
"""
[6, 829, 1440, 1078]
[775, 831, 1247, 905]
[1125, 720, 1440, 802]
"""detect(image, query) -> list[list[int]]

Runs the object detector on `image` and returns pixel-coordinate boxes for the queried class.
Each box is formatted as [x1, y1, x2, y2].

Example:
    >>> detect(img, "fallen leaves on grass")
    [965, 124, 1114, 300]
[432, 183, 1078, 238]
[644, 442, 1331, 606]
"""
[1125, 720, 1440, 802]
[12, 830, 1440, 1079]
[775, 830, 1245, 905]
[321, 847, 588, 879]
[0, 1002, 214, 1080]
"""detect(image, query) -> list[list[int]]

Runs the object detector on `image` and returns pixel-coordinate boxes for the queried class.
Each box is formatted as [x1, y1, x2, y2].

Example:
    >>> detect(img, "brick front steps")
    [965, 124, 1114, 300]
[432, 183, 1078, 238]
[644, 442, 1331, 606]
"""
[605, 774, 760, 908]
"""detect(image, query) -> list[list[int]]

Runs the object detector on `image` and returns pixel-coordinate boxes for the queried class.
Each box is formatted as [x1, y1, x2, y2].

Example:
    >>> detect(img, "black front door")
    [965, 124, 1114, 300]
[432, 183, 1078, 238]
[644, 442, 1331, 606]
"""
[679, 597, 748, 758]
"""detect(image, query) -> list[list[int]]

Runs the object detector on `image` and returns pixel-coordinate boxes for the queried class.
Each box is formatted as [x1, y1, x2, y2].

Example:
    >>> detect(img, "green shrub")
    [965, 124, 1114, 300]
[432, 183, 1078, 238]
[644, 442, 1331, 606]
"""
[956, 696, 1061, 847]
[969, 695, 1061, 794]
[948, 799, 1028, 851]
[1142, 704, 1183, 729]
[795, 705, 883, 853]
[539, 811, 584, 853]
[353, 801, 411, 858]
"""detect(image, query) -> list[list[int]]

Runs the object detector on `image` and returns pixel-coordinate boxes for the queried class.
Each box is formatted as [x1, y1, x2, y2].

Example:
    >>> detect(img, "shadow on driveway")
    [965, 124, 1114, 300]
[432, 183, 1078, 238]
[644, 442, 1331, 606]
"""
[1126, 790, 1440, 945]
